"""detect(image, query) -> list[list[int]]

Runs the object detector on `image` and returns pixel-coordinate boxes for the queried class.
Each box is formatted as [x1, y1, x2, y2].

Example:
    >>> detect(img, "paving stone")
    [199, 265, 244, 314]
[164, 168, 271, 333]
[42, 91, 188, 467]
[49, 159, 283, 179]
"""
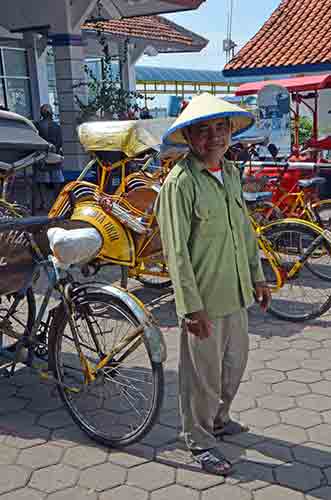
[297, 394, 331, 411]
[17, 443, 63, 469]
[249, 350, 278, 362]
[127, 461, 175, 491]
[156, 443, 194, 467]
[202, 483, 252, 499]
[0, 465, 30, 494]
[293, 442, 331, 467]
[323, 370, 331, 381]
[63, 444, 108, 469]
[109, 449, 151, 468]
[79, 462, 126, 492]
[254, 484, 305, 499]
[245, 441, 292, 466]
[223, 432, 265, 448]
[141, 424, 177, 447]
[310, 381, 331, 396]
[257, 395, 295, 411]
[177, 467, 225, 489]
[306, 487, 331, 500]
[0, 443, 18, 464]
[151, 484, 200, 500]
[287, 369, 322, 384]
[100, 485, 148, 500]
[240, 408, 280, 429]
[232, 396, 257, 412]
[51, 425, 94, 448]
[237, 381, 271, 398]
[29, 464, 78, 493]
[308, 424, 331, 446]
[124, 443, 155, 461]
[245, 359, 265, 373]
[289, 339, 321, 351]
[322, 340, 331, 349]
[0, 397, 28, 414]
[311, 348, 331, 360]
[260, 340, 292, 352]
[275, 462, 324, 492]
[37, 410, 74, 430]
[301, 359, 331, 371]
[262, 425, 307, 446]
[300, 328, 331, 342]
[279, 350, 310, 361]
[280, 408, 322, 429]
[0, 488, 45, 500]
[47, 487, 98, 500]
[232, 460, 274, 491]
[159, 410, 180, 429]
[322, 410, 331, 424]
[325, 467, 331, 484]
[272, 381, 310, 397]
[250, 369, 286, 384]
[266, 359, 300, 372]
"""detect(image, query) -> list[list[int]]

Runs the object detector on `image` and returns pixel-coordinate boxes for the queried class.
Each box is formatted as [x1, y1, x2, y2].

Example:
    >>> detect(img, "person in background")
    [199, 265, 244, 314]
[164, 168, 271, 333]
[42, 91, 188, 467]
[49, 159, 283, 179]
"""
[155, 93, 271, 476]
[35, 104, 64, 210]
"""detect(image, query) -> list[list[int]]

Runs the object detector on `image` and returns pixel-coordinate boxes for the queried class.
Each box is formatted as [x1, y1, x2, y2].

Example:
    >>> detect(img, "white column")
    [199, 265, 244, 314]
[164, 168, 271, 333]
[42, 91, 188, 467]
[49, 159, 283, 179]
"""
[52, 34, 88, 172]
[120, 43, 136, 92]
[23, 32, 42, 120]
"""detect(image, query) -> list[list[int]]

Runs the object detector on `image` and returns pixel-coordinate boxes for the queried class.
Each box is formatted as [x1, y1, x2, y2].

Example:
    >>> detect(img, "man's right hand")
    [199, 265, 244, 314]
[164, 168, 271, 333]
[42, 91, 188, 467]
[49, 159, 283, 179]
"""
[184, 310, 213, 340]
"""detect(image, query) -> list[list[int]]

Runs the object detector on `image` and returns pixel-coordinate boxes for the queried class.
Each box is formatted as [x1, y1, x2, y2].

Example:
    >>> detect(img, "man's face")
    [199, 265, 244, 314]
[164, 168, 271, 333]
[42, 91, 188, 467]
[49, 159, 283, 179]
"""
[186, 118, 231, 160]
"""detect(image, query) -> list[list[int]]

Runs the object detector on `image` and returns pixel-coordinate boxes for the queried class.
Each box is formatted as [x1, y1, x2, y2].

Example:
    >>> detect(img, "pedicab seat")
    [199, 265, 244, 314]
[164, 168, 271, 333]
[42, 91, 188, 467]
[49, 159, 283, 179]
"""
[298, 177, 326, 189]
[243, 191, 273, 204]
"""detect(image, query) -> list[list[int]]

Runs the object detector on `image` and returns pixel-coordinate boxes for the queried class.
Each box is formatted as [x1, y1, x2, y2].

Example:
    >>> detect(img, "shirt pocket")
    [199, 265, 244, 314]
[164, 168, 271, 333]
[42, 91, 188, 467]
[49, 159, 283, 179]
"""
[192, 200, 221, 238]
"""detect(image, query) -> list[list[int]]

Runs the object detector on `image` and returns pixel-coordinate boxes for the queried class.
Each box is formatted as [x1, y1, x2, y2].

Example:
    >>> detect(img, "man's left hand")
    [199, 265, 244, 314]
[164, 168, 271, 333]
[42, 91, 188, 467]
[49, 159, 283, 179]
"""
[254, 282, 271, 312]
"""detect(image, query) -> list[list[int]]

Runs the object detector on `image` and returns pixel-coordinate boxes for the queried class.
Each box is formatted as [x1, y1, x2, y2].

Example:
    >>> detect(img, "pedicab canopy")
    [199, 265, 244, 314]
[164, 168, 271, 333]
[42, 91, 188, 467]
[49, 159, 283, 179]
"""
[0, 110, 49, 163]
[162, 93, 255, 146]
[235, 74, 331, 96]
[78, 118, 174, 158]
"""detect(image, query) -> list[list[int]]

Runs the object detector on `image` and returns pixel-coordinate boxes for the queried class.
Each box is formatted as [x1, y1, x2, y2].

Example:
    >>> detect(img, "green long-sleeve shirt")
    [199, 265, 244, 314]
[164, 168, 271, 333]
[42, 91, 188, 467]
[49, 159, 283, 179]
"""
[154, 153, 265, 319]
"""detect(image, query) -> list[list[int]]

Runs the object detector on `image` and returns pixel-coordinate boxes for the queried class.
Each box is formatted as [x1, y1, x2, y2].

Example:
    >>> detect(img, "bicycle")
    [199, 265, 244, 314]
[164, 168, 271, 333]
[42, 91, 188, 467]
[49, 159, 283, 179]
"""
[245, 191, 331, 322]
[0, 214, 165, 447]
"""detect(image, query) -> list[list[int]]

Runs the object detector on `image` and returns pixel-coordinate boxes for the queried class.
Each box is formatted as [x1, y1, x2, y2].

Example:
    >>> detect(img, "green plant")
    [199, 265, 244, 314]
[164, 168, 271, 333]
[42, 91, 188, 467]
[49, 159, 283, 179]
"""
[74, 17, 152, 123]
[291, 116, 313, 145]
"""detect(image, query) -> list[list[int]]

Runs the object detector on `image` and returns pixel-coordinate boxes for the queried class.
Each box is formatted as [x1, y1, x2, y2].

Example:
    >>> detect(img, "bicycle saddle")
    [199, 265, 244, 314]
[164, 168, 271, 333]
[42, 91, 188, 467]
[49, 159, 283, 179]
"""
[243, 192, 273, 204]
[298, 177, 326, 189]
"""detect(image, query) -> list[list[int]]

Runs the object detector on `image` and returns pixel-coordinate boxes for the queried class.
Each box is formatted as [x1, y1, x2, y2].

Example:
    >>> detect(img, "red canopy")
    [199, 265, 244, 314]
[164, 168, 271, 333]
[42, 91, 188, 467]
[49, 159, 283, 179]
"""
[236, 74, 331, 96]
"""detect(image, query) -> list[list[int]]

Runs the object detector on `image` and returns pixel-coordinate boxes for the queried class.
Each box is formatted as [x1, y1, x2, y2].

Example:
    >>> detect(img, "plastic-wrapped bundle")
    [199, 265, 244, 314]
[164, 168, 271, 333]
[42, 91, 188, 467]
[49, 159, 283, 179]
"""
[47, 227, 103, 266]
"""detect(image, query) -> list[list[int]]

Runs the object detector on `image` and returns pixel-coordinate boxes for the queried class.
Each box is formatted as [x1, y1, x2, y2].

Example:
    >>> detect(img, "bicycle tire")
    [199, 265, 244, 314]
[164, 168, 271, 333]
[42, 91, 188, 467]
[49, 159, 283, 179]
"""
[260, 219, 331, 322]
[48, 290, 164, 448]
[0, 289, 36, 351]
[312, 199, 331, 230]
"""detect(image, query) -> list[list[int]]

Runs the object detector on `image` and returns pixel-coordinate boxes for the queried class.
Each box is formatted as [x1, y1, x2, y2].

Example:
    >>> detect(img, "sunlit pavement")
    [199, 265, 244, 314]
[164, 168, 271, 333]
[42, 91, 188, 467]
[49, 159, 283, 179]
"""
[0, 267, 331, 500]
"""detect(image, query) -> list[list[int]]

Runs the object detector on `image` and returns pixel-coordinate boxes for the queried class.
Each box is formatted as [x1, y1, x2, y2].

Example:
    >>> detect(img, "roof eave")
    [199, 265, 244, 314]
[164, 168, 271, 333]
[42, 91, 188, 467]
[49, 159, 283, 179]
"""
[223, 62, 331, 78]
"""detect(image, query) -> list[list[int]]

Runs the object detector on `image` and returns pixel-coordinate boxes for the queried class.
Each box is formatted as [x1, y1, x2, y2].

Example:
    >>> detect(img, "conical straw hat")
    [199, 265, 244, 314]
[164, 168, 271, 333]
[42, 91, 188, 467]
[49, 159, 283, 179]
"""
[163, 93, 254, 145]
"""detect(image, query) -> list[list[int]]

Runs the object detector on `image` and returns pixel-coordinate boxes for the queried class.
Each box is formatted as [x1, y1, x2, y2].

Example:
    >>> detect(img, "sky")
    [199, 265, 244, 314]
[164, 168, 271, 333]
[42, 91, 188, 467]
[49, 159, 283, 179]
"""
[139, 0, 281, 71]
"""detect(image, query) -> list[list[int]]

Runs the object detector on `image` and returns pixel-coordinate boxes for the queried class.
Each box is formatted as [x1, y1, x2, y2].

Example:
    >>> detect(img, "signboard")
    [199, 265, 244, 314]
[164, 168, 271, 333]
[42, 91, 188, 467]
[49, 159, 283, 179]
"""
[257, 84, 291, 157]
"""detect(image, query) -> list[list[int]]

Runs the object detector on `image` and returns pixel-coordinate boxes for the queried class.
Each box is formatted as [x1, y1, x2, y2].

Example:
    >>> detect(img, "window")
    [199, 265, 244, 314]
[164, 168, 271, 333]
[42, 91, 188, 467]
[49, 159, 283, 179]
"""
[0, 47, 32, 117]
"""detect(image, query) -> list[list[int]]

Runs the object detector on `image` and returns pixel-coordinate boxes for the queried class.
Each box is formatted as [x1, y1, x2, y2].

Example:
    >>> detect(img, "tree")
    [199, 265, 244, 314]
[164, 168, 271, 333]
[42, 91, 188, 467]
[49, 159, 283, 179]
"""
[74, 19, 152, 123]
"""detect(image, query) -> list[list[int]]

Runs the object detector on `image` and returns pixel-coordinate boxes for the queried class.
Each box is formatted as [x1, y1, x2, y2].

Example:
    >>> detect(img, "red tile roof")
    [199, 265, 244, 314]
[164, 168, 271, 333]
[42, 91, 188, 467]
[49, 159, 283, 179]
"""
[83, 15, 207, 52]
[225, 0, 331, 73]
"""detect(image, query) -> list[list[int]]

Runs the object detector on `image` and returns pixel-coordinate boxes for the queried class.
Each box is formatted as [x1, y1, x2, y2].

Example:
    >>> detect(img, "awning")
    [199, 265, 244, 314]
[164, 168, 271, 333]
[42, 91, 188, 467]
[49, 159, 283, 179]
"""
[236, 74, 331, 96]
[106, 0, 205, 18]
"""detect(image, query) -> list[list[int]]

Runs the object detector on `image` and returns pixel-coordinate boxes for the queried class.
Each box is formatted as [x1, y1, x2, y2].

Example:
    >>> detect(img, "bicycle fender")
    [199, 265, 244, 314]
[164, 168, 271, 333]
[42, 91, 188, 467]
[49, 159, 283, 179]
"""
[71, 282, 167, 364]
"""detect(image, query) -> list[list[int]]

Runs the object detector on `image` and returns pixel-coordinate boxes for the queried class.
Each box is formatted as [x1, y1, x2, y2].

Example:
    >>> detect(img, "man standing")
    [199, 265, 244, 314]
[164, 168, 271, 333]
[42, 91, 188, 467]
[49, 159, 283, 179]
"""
[155, 93, 270, 476]
[35, 104, 64, 210]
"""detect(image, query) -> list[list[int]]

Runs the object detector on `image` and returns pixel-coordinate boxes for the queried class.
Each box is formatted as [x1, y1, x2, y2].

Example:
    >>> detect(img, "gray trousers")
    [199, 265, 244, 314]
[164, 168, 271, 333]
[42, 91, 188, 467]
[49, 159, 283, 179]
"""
[179, 308, 249, 451]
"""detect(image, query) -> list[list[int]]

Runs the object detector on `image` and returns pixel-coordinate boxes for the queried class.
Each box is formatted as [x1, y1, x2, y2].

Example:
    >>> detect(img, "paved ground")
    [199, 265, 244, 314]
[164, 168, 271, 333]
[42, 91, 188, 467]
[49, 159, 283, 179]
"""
[0, 267, 331, 500]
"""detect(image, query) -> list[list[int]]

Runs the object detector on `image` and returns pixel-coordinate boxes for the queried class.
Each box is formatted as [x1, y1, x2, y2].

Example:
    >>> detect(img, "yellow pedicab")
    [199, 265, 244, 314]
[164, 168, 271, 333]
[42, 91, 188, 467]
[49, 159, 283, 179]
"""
[49, 118, 180, 288]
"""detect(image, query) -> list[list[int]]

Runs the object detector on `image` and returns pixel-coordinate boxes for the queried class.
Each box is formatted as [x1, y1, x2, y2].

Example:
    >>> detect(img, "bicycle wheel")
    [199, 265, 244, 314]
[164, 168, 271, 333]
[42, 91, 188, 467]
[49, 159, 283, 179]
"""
[0, 289, 36, 352]
[260, 220, 331, 321]
[312, 199, 331, 230]
[48, 290, 164, 447]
